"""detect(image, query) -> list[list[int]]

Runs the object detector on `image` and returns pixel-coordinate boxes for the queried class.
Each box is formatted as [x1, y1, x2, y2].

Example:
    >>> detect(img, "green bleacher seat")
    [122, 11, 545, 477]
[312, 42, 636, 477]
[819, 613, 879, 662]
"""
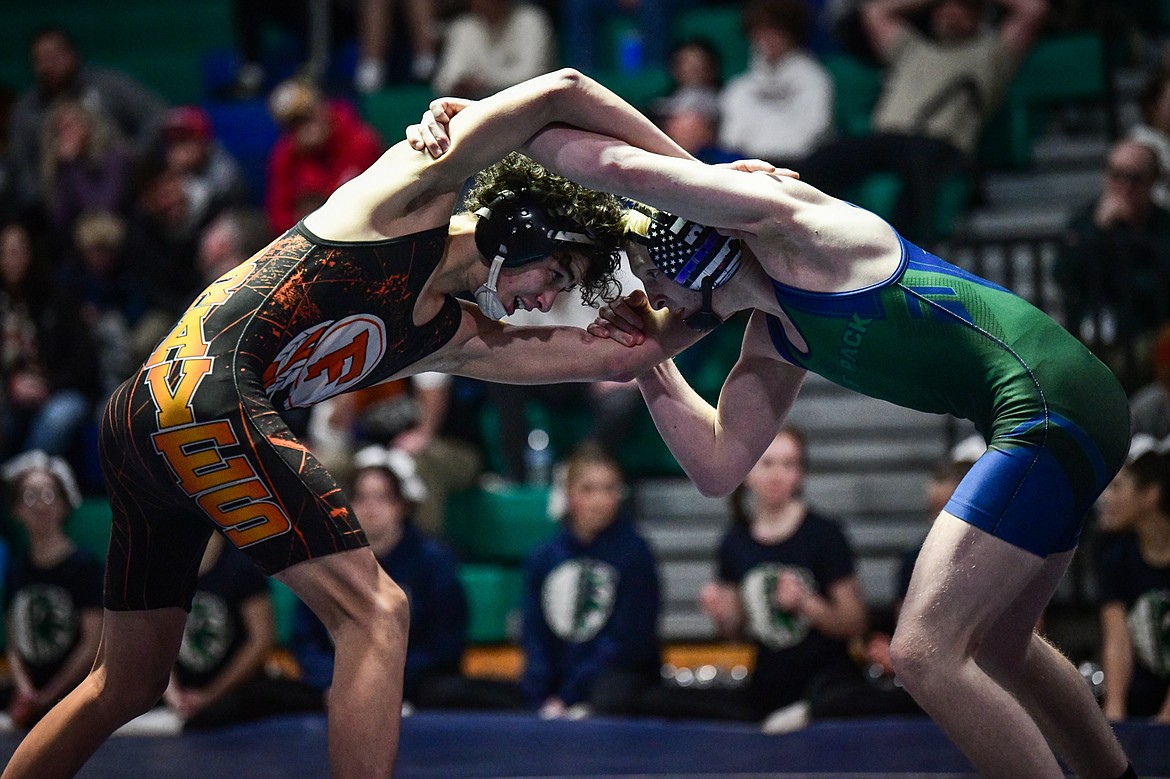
[982, 33, 1108, 170]
[458, 563, 524, 643]
[821, 52, 882, 138]
[269, 579, 301, 647]
[65, 497, 113, 561]
[360, 85, 436, 142]
[593, 66, 672, 111]
[445, 484, 556, 563]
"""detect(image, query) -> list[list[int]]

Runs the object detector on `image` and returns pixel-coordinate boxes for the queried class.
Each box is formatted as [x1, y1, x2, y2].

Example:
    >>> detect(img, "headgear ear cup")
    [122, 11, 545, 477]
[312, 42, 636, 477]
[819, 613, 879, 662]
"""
[472, 189, 598, 319]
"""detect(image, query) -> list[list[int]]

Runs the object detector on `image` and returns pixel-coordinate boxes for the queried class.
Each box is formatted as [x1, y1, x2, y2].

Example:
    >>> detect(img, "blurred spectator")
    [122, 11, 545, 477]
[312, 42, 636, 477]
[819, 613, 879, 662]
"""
[520, 444, 661, 718]
[641, 427, 869, 730]
[57, 212, 144, 398]
[717, 0, 834, 166]
[40, 98, 133, 232]
[305, 371, 482, 537]
[660, 96, 737, 164]
[1130, 68, 1170, 210]
[0, 451, 102, 730]
[122, 157, 207, 324]
[561, 0, 681, 74]
[0, 221, 100, 464]
[798, 0, 1049, 239]
[265, 79, 383, 233]
[655, 38, 723, 115]
[1095, 450, 1170, 722]
[1131, 324, 1170, 441]
[8, 27, 167, 211]
[652, 40, 736, 164]
[291, 446, 473, 708]
[355, 0, 439, 93]
[161, 106, 251, 228]
[0, 83, 22, 225]
[431, 0, 556, 99]
[196, 207, 274, 285]
[164, 533, 322, 730]
[1055, 138, 1170, 389]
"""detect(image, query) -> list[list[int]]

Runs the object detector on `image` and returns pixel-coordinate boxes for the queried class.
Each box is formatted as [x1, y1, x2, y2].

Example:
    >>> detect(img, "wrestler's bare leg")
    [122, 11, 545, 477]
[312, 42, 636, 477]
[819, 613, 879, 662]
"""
[1, 608, 188, 779]
[973, 549, 1129, 779]
[277, 548, 409, 779]
[891, 512, 1128, 779]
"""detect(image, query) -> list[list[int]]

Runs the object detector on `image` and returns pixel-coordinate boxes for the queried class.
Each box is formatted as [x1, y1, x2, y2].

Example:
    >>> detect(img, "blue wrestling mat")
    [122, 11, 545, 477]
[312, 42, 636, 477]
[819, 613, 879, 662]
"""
[1, 713, 1166, 778]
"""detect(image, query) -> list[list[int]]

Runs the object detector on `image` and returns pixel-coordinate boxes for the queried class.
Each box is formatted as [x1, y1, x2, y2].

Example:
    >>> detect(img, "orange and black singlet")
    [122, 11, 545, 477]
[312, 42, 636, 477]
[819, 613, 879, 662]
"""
[100, 222, 461, 610]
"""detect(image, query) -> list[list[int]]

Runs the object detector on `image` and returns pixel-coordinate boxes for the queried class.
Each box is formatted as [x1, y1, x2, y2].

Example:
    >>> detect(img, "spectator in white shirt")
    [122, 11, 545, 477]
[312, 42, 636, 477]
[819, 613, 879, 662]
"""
[431, 0, 556, 99]
[718, 0, 834, 166]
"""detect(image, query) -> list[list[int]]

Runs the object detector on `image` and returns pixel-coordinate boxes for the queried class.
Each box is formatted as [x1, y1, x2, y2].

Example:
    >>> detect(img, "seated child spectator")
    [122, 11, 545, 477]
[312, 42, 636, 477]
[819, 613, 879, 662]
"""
[1, 451, 102, 730]
[520, 444, 661, 718]
[1095, 449, 1170, 722]
[165, 532, 322, 730]
[291, 445, 470, 709]
[640, 426, 869, 730]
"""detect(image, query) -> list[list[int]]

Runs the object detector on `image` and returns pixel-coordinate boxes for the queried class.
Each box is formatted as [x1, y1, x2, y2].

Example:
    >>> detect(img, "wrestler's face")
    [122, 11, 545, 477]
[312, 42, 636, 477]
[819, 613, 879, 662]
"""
[495, 252, 586, 316]
[744, 430, 805, 510]
[625, 242, 684, 304]
[1096, 468, 1153, 534]
[565, 461, 624, 543]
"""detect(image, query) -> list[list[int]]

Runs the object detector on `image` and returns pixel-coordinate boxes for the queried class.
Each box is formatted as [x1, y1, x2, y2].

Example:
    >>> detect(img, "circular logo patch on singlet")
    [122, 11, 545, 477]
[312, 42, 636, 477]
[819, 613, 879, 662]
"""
[741, 563, 815, 651]
[264, 314, 388, 409]
[541, 558, 618, 643]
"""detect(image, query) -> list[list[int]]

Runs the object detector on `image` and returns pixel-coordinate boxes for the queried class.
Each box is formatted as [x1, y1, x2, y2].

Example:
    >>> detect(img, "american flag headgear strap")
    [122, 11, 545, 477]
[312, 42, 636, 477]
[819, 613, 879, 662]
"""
[623, 202, 742, 291]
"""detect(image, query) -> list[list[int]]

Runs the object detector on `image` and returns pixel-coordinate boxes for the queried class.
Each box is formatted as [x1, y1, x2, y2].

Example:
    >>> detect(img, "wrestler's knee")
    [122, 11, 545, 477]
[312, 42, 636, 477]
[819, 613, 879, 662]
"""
[91, 659, 173, 718]
[334, 574, 410, 652]
[888, 622, 952, 692]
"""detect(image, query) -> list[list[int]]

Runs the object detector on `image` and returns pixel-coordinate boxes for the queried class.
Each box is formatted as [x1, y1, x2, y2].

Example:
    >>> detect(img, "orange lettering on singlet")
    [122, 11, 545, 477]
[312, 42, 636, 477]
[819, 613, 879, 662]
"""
[305, 329, 369, 384]
[151, 420, 290, 545]
[152, 421, 255, 493]
[143, 260, 257, 416]
[197, 480, 291, 547]
[143, 358, 214, 428]
[197, 259, 256, 308]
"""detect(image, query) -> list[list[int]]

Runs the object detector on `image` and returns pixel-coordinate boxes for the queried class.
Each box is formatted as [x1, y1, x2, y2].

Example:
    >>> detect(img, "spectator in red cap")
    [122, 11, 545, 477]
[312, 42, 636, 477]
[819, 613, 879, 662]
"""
[161, 105, 250, 227]
[264, 80, 384, 233]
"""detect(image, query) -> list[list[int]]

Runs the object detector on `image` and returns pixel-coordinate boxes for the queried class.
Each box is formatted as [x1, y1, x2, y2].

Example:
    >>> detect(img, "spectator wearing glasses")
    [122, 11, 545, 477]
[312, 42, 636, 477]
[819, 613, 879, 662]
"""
[1, 451, 102, 730]
[1055, 138, 1170, 389]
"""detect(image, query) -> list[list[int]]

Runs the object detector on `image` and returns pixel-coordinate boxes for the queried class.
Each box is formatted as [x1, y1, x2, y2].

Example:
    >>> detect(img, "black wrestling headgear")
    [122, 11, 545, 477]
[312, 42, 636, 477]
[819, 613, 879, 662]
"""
[472, 190, 596, 319]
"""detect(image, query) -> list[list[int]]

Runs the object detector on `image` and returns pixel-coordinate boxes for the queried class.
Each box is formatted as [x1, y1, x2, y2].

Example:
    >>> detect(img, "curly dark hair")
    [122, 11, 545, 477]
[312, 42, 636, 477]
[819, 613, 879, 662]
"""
[461, 152, 626, 305]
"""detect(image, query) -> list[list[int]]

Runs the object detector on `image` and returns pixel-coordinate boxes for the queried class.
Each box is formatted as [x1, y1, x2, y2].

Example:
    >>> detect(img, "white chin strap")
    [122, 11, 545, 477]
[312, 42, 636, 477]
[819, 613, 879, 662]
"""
[473, 254, 508, 320]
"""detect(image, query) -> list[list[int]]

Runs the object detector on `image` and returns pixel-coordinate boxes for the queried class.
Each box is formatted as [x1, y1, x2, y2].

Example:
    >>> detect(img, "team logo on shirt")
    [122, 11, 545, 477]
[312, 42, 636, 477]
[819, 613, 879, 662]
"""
[264, 314, 388, 409]
[179, 591, 234, 674]
[741, 563, 815, 650]
[10, 585, 78, 665]
[1128, 589, 1170, 678]
[541, 558, 618, 643]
